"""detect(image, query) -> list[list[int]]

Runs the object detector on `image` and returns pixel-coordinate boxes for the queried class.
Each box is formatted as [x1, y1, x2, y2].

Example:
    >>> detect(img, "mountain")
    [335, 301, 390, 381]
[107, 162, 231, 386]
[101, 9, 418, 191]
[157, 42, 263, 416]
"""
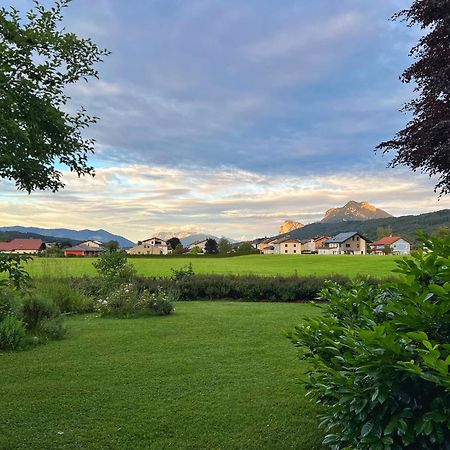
[321, 201, 393, 223]
[0, 230, 80, 246]
[279, 220, 304, 234]
[0, 226, 135, 248]
[276, 209, 450, 243]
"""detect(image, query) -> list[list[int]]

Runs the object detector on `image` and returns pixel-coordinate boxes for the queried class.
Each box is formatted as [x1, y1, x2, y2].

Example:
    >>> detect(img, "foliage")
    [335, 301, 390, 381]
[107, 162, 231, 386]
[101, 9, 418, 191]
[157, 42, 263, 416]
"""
[130, 273, 389, 303]
[170, 263, 195, 282]
[0, 0, 109, 192]
[204, 238, 218, 254]
[0, 315, 26, 350]
[236, 242, 258, 254]
[41, 246, 64, 257]
[0, 287, 20, 321]
[218, 238, 232, 254]
[105, 240, 119, 252]
[21, 295, 60, 331]
[93, 250, 136, 286]
[0, 254, 32, 289]
[140, 288, 175, 316]
[167, 237, 182, 251]
[289, 235, 450, 449]
[96, 283, 174, 317]
[96, 283, 139, 318]
[33, 278, 94, 313]
[190, 245, 202, 255]
[376, 225, 393, 240]
[36, 316, 67, 340]
[377, 2, 450, 195]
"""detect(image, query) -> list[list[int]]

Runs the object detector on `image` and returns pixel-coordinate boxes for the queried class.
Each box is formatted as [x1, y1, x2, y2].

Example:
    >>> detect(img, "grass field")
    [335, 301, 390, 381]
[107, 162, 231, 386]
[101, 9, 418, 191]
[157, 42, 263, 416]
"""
[1, 302, 324, 450]
[26, 254, 401, 278]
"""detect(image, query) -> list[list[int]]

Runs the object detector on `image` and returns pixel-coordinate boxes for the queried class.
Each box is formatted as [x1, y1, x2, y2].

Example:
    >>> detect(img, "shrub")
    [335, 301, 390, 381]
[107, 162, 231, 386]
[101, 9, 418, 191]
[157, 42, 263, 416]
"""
[96, 283, 139, 317]
[140, 288, 175, 316]
[93, 250, 136, 285]
[288, 235, 450, 450]
[0, 288, 20, 322]
[21, 296, 59, 331]
[37, 317, 67, 340]
[33, 279, 94, 313]
[0, 315, 26, 350]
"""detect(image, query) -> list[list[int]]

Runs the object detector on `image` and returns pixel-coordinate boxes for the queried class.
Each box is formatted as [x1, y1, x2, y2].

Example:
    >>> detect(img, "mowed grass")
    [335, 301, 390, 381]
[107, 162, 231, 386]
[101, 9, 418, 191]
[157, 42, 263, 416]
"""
[1, 302, 324, 450]
[26, 254, 400, 278]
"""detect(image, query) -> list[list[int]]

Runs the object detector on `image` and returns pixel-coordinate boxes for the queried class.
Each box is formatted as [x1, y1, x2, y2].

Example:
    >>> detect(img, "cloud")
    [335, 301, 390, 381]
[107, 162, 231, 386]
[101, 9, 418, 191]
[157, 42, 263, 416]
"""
[1, 165, 448, 241]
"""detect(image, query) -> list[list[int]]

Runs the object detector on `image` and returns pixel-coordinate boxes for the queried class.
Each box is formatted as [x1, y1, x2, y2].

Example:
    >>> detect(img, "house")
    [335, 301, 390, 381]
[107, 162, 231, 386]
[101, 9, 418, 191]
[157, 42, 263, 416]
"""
[79, 240, 104, 248]
[261, 237, 302, 255]
[187, 239, 208, 253]
[370, 236, 411, 255]
[319, 232, 371, 255]
[300, 236, 330, 253]
[126, 237, 169, 255]
[64, 245, 105, 257]
[0, 238, 46, 255]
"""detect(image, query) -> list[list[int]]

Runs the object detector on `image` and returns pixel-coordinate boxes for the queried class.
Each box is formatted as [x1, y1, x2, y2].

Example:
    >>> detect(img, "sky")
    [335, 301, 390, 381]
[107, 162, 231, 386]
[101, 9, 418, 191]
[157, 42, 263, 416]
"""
[1, 0, 449, 242]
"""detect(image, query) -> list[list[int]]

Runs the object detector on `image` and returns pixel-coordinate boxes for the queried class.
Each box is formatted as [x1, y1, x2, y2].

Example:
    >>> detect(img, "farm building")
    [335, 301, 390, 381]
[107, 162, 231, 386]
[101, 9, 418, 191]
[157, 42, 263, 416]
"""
[64, 245, 105, 257]
[0, 238, 46, 255]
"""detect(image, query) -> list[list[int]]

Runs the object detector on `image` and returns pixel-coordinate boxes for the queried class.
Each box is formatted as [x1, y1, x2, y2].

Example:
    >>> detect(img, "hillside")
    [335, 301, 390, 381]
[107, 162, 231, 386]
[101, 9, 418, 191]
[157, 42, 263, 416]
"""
[0, 230, 80, 246]
[0, 226, 134, 248]
[277, 209, 450, 242]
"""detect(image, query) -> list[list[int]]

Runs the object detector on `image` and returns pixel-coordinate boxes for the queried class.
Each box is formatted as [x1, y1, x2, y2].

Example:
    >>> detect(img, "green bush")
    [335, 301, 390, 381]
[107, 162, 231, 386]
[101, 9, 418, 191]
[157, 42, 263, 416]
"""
[33, 279, 94, 313]
[93, 250, 136, 287]
[0, 288, 20, 322]
[288, 235, 450, 450]
[37, 317, 67, 340]
[96, 283, 139, 318]
[21, 296, 59, 331]
[0, 315, 26, 350]
[140, 288, 175, 316]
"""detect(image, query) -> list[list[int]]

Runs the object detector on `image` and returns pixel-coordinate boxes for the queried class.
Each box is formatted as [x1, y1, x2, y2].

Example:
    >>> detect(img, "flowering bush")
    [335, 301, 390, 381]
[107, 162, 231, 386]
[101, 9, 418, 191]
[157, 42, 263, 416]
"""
[96, 284, 174, 317]
[139, 288, 175, 316]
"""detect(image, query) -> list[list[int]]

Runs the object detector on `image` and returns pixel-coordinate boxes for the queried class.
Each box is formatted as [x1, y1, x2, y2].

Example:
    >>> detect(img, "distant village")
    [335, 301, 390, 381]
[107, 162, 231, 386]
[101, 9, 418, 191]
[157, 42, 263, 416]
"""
[0, 232, 411, 257]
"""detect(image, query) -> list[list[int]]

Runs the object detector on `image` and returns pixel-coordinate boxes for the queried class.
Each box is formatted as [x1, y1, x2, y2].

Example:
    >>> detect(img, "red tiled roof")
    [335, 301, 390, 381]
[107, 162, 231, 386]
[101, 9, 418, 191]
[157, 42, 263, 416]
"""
[372, 236, 402, 246]
[0, 238, 45, 251]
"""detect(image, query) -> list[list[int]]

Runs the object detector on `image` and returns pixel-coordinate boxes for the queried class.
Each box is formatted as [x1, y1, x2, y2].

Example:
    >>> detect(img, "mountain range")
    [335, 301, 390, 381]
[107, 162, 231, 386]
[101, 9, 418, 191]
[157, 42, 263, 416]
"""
[0, 226, 135, 248]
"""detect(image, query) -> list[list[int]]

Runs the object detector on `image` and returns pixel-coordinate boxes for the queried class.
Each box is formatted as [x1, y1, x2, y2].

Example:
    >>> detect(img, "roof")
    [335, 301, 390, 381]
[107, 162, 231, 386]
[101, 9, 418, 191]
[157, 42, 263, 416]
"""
[372, 236, 404, 246]
[65, 245, 105, 252]
[143, 237, 166, 243]
[326, 232, 371, 244]
[0, 238, 45, 251]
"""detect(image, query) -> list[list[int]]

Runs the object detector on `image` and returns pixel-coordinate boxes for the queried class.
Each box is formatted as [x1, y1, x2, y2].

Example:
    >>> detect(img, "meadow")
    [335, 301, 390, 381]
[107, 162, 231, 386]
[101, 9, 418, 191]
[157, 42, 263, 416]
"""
[27, 254, 400, 279]
[1, 302, 325, 450]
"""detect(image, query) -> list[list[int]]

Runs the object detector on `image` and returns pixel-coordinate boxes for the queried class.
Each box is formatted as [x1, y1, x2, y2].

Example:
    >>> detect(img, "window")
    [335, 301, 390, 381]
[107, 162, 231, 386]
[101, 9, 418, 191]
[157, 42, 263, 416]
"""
[346, 243, 351, 248]
[285, 250, 288, 253]
[293, 250, 296, 253]
[293, 244, 296, 247]
[285, 244, 288, 247]
[356, 236, 360, 241]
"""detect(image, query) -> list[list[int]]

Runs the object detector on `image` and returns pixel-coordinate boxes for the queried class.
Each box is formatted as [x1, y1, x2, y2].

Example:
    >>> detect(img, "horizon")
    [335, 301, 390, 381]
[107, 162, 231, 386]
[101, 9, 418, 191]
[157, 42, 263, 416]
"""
[1, 1, 450, 241]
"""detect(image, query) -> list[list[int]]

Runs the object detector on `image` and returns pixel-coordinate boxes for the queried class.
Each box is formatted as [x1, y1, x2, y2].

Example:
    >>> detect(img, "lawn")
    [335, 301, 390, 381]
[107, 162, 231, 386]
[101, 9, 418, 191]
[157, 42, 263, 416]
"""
[27, 254, 400, 278]
[1, 302, 325, 450]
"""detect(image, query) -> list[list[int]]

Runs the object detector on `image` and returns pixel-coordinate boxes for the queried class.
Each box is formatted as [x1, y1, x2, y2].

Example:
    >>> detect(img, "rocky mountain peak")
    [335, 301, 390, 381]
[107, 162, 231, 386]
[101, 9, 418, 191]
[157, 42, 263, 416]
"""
[279, 220, 304, 234]
[321, 201, 392, 223]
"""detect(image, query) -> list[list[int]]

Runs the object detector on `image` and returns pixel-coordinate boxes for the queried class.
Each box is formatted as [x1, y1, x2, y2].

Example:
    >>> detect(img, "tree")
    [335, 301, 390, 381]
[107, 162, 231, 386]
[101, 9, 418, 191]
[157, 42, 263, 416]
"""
[105, 240, 119, 252]
[204, 238, 218, 254]
[218, 237, 232, 254]
[236, 242, 254, 255]
[0, 0, 109, 192]
[190, 246, 202, 255]
[377, 2, 450, 195]
[376, 225, 393, 240]
[167, 237, 182, 251]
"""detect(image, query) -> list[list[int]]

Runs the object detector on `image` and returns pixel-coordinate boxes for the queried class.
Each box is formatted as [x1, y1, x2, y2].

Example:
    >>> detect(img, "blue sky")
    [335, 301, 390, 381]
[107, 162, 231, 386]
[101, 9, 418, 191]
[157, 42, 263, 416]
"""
[1, 0, 449, 241]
